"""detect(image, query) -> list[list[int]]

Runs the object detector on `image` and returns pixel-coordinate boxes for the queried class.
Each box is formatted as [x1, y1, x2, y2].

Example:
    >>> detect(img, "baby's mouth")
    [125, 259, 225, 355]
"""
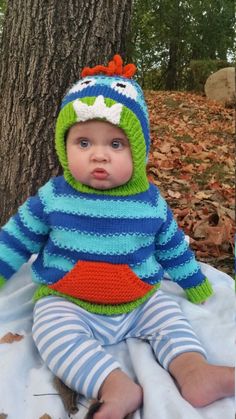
[92, 168, 109, 180]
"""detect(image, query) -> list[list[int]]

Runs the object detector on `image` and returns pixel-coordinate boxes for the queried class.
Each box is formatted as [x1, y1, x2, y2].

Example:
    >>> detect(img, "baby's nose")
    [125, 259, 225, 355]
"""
[92, 147, 109, 161]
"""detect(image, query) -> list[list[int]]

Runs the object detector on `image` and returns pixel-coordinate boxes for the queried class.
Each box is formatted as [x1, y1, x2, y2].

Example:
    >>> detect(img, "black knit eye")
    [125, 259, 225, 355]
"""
[111, 81, 138, 99]
[81, 80, 93, 86]
[69, 78, 96, 93]
[116, 83, 126, 88]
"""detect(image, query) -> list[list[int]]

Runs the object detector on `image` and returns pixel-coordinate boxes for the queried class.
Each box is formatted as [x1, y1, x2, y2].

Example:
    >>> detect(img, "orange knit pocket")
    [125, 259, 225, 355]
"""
[48, 260, 153, 304]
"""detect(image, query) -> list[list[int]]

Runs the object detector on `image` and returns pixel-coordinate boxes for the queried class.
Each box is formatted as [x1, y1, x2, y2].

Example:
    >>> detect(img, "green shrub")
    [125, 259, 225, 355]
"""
[137, 68, 166, 90]
[189, 59, 231, 92]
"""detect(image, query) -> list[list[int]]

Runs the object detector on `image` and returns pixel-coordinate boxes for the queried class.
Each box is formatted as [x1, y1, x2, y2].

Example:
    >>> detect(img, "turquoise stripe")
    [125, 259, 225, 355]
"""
[43, 251, 161, 279]
[40, 180, 167, 221]
[132, 255, 161, 278]
[0, 242, 26, 271]
[31, 266, 45, 284]
[167, 258, 200, 281]
[43, 251, 74, 272]
[40, 251, 162, 280]
[50, 229, 154, 255]
[156, 219, 178, 245]
[3, 218, 42, 253]
[156, 194, 167, 222]
[156, 240, 188, 260]
[19, 201, 49, 235]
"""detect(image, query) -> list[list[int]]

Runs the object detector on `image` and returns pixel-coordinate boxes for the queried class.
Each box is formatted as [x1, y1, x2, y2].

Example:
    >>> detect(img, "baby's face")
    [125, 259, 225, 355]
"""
[66, 120, 133, 190]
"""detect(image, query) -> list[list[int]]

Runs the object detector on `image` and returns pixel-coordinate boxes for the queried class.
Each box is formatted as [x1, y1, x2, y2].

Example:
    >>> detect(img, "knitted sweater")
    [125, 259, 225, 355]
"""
[0, 176, 213, 314]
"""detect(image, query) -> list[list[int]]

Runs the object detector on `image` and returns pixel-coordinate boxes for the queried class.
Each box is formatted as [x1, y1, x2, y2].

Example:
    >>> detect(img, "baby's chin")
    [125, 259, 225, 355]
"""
[83, 180, 115, 190]
[84, 180, 128, 191]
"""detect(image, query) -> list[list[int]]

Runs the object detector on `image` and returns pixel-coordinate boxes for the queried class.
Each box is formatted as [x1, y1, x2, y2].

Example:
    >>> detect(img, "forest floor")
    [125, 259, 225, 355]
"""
[145, 90, 235, 277]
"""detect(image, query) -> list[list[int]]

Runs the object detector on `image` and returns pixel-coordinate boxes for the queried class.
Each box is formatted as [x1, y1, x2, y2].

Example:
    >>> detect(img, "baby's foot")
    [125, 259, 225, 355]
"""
[179, 363, 235, 407]
[86, 400, 133, 419]
[169, 353, 235, 407]
[91, 369, 143, 419]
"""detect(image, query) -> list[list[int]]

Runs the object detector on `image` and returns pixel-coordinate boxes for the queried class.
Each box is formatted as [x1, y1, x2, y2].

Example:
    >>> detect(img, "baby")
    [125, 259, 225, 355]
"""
[0, 55, 234, 419]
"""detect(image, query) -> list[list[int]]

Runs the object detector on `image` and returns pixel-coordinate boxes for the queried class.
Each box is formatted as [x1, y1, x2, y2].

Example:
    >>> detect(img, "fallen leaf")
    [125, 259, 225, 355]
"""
[39, 415, 52, 419]
[53, 376, 78, 414]
[152, 151, 167, 160]
[158, 160, 174, 170]
[158, 143, 172, 153]
[0, 332, 24, 344]
[181, 164, 195, 173]
[174, 208, 189, 217]
[197, 163, 209, 171]
[194, 191, 212, 200]
[193, 220, 232, 246]
[167, 190, 181, 199]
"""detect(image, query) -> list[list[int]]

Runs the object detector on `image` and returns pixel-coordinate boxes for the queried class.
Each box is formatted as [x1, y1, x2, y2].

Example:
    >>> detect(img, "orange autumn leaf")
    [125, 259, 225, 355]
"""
[167, 189, 181, 199]
[181, 164, 195, 173]
[158, 160, 174, 170]
[174, 208, 189, 218]
[193, 217, 233, 245]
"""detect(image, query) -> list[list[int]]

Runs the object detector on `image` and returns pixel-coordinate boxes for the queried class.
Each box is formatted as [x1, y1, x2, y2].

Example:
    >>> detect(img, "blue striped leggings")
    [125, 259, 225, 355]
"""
[32, 291, 206, 398]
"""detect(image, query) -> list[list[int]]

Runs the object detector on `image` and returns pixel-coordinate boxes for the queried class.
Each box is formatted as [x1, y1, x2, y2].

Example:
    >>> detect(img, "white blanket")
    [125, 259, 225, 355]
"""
[0, 260, 234, 419]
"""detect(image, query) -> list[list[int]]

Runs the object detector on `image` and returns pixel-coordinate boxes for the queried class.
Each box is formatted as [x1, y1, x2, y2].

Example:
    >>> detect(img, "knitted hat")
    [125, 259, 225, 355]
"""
[55, 54, 150, 196]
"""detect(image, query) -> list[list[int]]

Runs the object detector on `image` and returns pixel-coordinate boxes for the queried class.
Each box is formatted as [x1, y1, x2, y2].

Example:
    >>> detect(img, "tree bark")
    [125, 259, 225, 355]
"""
[165, 42, 178, 90]
[0, 0, 132, 225]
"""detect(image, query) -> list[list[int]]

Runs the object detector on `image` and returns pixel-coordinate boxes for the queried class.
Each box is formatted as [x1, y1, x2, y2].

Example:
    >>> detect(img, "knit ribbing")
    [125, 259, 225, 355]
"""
[0, 275, 6, 288]
[185, 278, 213, 303]
[33, 283, 160, 315]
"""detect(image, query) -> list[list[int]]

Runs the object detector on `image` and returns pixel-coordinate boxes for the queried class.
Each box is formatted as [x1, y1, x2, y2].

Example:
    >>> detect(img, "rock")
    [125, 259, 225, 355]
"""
[204, 67, 235, 106]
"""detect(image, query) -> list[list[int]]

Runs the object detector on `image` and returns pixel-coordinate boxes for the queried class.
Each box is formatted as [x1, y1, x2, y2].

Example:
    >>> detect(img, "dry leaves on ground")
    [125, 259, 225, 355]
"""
[0, 332, 24, 344]
[146, 91, 235, 276]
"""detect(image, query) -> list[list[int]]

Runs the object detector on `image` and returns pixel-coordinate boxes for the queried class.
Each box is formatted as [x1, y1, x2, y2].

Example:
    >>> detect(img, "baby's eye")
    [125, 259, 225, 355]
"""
[111, 81, 138, 100]
[111, 139, 124, 149]
[79, 139, 90, 148]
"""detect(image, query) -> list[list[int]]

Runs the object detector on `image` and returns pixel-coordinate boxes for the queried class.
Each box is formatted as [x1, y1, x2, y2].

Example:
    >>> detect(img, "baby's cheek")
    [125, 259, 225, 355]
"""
[119, 163, 133, 183]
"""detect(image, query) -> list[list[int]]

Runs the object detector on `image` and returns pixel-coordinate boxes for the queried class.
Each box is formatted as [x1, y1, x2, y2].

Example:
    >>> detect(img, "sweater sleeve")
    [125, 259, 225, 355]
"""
[0, 186, 50, 283]
[154, 203, 213, 303]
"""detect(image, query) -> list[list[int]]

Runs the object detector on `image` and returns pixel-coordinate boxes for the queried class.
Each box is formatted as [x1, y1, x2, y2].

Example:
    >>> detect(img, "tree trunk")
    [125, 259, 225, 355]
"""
[165, 40, 178, 90]
[0, 0, 132, 225]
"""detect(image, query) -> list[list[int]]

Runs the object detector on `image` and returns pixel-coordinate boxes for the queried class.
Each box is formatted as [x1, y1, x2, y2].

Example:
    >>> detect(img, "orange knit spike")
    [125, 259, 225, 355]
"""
[81, 54, 137, 79]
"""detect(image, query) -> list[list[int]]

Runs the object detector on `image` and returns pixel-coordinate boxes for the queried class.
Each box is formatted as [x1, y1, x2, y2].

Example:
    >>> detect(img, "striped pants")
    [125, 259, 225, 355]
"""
[32, 291, 206, 398]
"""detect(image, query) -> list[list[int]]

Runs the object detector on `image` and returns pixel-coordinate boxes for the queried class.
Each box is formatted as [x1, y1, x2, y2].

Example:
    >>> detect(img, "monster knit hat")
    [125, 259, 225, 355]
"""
[55, 54, 150, 196]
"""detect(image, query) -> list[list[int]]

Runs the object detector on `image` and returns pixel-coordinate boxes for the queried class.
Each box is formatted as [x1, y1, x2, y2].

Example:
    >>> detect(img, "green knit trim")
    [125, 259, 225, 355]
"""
[33, 283, 160, 315]
[185, 278, 213, 303]
[0, 275, 6, 288]
[55, 98, 149, 196]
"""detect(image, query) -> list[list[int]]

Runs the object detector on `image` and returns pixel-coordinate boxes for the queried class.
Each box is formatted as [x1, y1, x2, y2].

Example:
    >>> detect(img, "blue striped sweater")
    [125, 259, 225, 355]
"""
[0, 176, 213, 314]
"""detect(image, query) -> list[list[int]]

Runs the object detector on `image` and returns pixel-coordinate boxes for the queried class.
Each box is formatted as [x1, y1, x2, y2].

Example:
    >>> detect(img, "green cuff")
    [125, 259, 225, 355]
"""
[185, 278, 213, 304]
[0, 275, 6, 288]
